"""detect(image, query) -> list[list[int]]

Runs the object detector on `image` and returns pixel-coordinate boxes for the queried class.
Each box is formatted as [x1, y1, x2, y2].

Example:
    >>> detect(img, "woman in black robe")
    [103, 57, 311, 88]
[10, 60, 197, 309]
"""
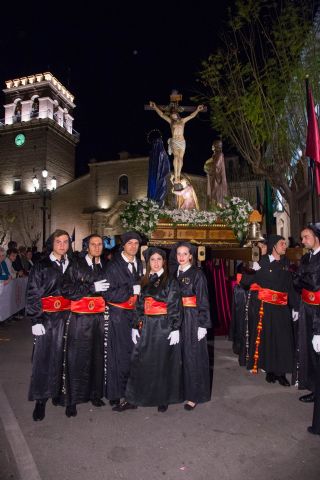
[125, 247, 183, 412]
[172, 242, 212, 410]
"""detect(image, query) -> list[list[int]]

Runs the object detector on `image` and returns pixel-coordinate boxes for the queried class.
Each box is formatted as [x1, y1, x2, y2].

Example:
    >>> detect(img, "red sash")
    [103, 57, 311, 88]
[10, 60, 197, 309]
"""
[144, 297, 167, 315]
[302, 288, 320, 305]
[70, 297, 105, 313]
[41, 296, 71, 312]
[257, 288, 288, 305]
[108, 295, 137, 310]
[182, 295, 197, 307]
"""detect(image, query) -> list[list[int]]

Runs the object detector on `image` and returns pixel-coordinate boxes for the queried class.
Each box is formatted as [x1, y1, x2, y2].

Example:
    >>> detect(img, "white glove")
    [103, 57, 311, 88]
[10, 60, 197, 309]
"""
[252, 261, 261, 271]
[133, 284, 141, 295]
[168, 330, 180, 345]
[131, 328, 140, 344]
[198, 327, 207, 341]
[292, 310, 299, 322]
[94, 280, 110, 292]
[312, 335, 320, 353]
[32, 324, 46, 336]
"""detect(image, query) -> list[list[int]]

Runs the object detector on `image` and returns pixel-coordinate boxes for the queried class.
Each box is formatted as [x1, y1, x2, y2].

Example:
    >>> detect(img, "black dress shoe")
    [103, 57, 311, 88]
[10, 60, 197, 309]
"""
[109, 399, 120, 407]
[299, 393, 314, 403]
[184, 402, 197, 411]
[65, 405, 77, 417]
[266, 373, 276, 383]
[307, 426, 320, 435]
[112, 401, 137, 412]
[157, 405, 168, 412]
[33, 401, 46, 421]
[52, 397, 60, 406]
[276, 375, 290, 387]
[91, 398, 105, 407]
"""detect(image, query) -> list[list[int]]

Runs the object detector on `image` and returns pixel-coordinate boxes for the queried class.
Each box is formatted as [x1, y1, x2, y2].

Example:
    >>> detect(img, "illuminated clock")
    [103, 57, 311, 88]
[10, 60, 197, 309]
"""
[15, 133, 26, 147]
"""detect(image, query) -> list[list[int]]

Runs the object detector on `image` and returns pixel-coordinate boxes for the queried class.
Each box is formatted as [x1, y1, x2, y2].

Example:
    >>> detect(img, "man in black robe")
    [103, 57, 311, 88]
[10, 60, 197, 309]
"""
[293, 224, 320, 435]
[103, 231, 143, 411]
[27, 229, 72, 421]
[60, 234, 109, 417]
[241, 235, 299, 386]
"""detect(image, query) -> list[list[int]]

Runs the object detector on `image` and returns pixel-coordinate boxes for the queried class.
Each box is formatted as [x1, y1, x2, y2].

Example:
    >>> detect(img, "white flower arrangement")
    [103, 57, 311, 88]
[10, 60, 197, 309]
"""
[120, 198, 161, 236]
[216, 197, 253, 241]
[162, 208, 218, 225]
[120, 196, 253, 241]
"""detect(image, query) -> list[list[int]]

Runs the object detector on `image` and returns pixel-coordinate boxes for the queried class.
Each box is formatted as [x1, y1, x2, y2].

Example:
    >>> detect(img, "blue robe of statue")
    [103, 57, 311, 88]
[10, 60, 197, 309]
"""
[147, 137, 170, 206]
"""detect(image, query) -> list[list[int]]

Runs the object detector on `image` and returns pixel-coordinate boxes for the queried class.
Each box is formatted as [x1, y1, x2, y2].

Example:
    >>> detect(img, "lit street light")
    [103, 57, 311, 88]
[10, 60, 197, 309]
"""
[32, 169, 57, 248]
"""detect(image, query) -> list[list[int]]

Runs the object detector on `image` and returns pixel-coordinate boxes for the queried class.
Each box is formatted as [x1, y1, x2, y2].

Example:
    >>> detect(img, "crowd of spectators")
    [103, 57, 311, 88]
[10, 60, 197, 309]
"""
[0, 240, 43, 286]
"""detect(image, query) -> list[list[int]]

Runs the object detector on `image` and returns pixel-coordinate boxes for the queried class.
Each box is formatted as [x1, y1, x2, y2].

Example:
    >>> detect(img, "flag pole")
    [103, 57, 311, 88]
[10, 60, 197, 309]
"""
[306, 75, 316, 223]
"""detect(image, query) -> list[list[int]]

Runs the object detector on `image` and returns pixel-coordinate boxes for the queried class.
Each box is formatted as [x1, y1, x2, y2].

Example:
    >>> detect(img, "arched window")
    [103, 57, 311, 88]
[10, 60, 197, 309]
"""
[13, 99, 22, 123]
[118, 175, 128, 195]
[30, 96, 39, 118]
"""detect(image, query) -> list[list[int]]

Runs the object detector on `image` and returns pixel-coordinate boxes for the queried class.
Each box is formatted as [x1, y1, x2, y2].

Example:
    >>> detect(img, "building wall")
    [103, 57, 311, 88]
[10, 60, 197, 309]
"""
[50, 175, 91, 251]
[90, 157, 149, 210]
[0, 120, 76, 196]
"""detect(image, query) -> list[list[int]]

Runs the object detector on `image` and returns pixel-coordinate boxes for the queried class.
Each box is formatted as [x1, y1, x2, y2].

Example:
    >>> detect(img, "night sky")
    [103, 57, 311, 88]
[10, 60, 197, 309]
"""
[1, 1, 233, 177]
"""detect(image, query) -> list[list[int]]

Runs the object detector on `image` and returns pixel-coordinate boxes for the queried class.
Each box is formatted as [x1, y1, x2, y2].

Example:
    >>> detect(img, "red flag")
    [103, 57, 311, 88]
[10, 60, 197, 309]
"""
[305, 85, 320, 195]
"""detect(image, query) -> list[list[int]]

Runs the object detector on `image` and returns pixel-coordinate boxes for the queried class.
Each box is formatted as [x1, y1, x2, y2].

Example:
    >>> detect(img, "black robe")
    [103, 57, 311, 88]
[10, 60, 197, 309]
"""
[103, 253, 143, 400]
[26, 257, 70, 401]
[229, 283, 259, 367]
[241, 256, 299, 375]
[60, 257, 106, 406]
[177, 266, 212, 403]
[126, 275, 183, 406]
[293, 251, 320, 391]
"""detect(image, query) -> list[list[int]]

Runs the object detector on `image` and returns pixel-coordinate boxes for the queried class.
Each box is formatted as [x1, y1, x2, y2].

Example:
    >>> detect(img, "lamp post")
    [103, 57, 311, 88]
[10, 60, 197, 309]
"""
[32, 169, 57, 248]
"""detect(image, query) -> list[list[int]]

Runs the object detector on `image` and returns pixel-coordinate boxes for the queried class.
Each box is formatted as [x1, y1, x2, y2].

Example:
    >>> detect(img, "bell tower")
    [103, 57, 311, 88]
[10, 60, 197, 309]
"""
[0, 72, 79, 195]
[0, 73, 79, 247]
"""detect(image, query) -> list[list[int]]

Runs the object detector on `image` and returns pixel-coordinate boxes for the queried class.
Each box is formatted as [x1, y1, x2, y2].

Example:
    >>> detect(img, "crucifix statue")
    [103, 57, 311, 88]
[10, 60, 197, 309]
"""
[146, 91, 205, 191]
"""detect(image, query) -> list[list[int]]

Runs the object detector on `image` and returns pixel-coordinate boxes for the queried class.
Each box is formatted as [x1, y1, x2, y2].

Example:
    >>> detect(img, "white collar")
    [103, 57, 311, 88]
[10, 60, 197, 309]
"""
[85, 254, 101, 267]
[49, 252, 69, 271]
[312, 246, 320, 256]
[268, 254, 276, 263]
[121, 251, 136, 264]
[50, 252, 62, 262]
[178, 264, 192, 273]
[151, 268, 164, 277]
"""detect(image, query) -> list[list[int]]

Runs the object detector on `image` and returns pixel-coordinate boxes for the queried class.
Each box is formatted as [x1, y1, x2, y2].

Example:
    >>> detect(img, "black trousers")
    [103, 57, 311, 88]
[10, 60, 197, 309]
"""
[311, 355, 320, 433]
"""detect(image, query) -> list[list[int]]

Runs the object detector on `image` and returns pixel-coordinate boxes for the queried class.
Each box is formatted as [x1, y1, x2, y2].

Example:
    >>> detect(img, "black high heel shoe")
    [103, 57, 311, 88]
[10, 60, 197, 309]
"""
[33, 400, 46, 421]
[157, 405, 168, 412]
[65, 405, 77, 417]
[276, 375, 290, 387]
[265, 373, 276, 383]
[91, 398, 105, 407]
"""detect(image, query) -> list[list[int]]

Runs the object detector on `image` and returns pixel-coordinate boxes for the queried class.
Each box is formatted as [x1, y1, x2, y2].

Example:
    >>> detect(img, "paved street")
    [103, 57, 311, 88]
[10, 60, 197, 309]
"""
[0, 318, 319, 480]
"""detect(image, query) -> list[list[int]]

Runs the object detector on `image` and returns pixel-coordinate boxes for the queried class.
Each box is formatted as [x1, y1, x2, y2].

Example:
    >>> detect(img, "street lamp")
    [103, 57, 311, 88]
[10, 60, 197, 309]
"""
[32, 169, 57, 248]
